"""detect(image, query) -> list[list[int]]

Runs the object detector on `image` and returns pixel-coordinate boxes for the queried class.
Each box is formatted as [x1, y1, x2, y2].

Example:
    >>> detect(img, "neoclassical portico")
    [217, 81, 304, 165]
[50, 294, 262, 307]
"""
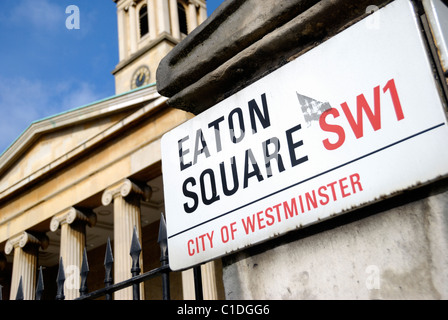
[0, 0, 224, 300]
[0, 83, 224, 300]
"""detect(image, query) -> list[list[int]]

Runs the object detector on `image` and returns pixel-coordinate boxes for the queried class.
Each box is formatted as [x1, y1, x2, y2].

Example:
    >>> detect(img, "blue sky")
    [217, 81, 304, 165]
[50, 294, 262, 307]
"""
[0, 0, 224, 155]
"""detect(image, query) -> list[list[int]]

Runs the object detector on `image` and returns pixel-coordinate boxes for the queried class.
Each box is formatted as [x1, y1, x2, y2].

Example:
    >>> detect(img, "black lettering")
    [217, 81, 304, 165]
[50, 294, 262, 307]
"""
[220, 157, 239, 196]
[228, 108, 245, 143]
[208, 116, 225, 153]
[178, 136, 192, 171]
[248, 93, 271, 133]
[193, 129, 211, 165]
[243, 149, 264, 188]
[200, 169, 220, 205]
[182, 177, 198, 213]
[262, 137, 285, 178]
[286, 124, 309, 167]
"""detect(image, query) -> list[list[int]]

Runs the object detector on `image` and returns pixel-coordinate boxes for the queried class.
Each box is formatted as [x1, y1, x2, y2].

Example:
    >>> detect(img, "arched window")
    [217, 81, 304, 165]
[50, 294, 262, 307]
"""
[178, 2, 188, 35]
[139, 5, 149, 37]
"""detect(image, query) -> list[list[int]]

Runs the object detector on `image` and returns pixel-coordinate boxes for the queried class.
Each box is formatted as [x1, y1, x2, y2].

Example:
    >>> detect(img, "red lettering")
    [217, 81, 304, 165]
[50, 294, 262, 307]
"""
[298, 195, 305, 213]
[207, 231, 214, 249]
[318, 185, 329, 205]
[198, 234, 206, 251]
[273, 203, 282, 223]
[320, 78, 405, 150]
[195, 237, 200, 253]
[188, 239, 195, 256]
[350, 173, 363, 193]
[327, 181, 338, 201]
[257, 211, 266, 230]
[339, 177, 350, 198]
[230, 222, 237, 240]
[383, 78, 404, 121]
[283, 198, 298, 219]
[265, 207, 275, 226]
[221, 225, 230, 243]
[319, 108, 346, 150]
[305, 190, 318, 211]
[187, 231, 215, 256]
[242, 214, 256, 234]
[341, 85, 381, 139]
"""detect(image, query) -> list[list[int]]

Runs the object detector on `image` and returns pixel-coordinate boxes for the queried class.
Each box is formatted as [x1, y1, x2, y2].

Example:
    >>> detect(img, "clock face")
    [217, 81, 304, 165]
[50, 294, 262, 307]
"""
[131, 66, 150, 89]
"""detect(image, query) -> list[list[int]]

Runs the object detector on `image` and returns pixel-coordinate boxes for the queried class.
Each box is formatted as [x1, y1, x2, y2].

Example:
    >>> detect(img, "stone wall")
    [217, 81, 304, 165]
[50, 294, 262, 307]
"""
[222, 180, 448, 299]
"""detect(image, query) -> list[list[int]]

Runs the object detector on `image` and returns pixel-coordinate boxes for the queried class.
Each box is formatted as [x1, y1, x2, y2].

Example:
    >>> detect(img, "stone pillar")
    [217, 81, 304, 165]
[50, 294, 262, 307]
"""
[117, 7, 127, 61]
[201, 261, 219, 300]
[129, 2, 138, 54]
[50, 207, 96, 300]
[169, 0, 180, 39]
[147, 0, 157, 40]
[187, 2, 198, 33]
[102, 178, 151, 300]
[181, 268, 195, 299]
[199, 4, 207, 24]
[156, 0, 171, 35]
[5, 232, 48, 300]
[182, 261, 220, 299]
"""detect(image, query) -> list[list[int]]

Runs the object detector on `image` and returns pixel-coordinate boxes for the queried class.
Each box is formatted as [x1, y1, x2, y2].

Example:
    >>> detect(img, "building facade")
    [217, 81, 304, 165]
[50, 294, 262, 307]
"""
[0, 0, 224, 300]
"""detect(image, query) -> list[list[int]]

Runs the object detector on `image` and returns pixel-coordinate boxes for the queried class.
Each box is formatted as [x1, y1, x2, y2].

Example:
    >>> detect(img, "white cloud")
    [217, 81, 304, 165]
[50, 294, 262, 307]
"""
[61, 81, 103, 111]
[0, 76, 104, 154]
[9, 0, 64, 31]
[0, 77, 45, 152]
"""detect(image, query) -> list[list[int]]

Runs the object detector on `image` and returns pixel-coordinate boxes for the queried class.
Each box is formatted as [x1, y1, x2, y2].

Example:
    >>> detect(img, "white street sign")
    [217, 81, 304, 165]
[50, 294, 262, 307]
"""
[161, 0, 448, 271]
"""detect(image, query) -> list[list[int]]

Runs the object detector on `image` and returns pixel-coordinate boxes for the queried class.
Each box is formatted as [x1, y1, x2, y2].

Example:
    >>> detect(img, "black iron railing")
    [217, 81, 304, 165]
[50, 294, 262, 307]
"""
[1, 214, 204, 300]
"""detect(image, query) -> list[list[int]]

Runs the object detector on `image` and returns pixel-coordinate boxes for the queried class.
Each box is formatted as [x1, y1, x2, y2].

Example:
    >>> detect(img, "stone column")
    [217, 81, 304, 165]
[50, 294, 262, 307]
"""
[102, 179, 151, 300]
[198, 3, 207, 24]
[187, 2, 198, 33]
[50, 207, 96, 300]
[201, 261, 219, 300]
[182, 261, 220, 299]
[147, 0, 157, 40]
[129, 2, 138, 54]
[5, 232, 49, 300]
[156, 0, 171, 35]
[117, 7, 127, 61]
[169, 0, 180, 39]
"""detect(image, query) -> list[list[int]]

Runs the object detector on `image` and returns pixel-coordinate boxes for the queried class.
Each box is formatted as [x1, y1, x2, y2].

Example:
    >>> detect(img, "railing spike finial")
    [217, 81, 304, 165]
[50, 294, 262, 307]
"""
[158, 213, 170, 300]
[15, 276, 24, 300]
[80, 247, 89, 296]
[130, 226, 142, 300]
[130, 226, 142, 261]
[56, 257, 65, 300]
[158, 212, 168, 260]
[35, 266, 44, 300]
[104, 237, 113, 300]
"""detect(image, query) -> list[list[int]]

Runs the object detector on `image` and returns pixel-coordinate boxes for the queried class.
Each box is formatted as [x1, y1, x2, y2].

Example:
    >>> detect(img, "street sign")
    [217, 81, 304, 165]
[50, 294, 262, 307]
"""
[161, 0, 448, 271]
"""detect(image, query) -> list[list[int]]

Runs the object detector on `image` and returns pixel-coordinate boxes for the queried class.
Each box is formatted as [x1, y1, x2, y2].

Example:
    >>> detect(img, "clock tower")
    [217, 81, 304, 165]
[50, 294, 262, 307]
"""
[112, 0, 207, 94]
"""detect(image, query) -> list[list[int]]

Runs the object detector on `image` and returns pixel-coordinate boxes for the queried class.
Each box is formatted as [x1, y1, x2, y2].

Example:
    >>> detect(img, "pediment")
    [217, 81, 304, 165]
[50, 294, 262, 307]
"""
[0, 84, 165, 200]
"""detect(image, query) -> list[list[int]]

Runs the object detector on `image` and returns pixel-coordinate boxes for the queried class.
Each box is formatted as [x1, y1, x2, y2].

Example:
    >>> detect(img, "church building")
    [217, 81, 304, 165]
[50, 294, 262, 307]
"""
[0, 0, 224, 300]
